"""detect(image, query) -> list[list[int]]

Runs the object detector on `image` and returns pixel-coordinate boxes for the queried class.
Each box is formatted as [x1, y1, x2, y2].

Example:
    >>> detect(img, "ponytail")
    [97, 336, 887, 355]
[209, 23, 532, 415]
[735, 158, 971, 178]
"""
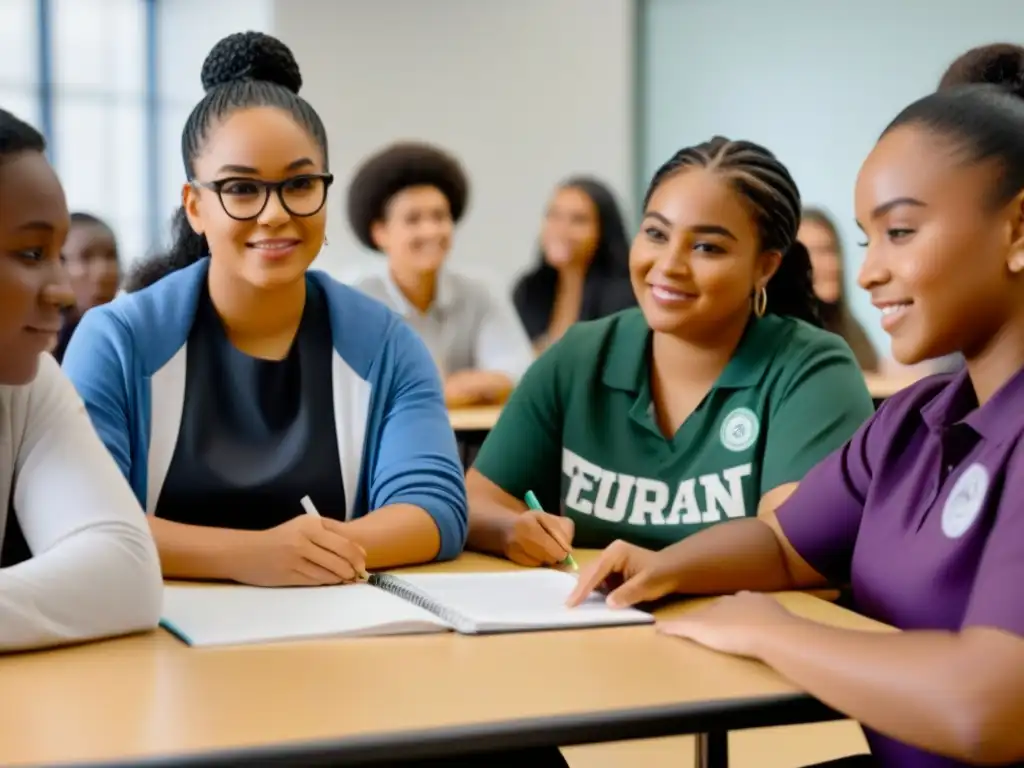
[123, 206, 208, 293]
[764, 240, 821, 327]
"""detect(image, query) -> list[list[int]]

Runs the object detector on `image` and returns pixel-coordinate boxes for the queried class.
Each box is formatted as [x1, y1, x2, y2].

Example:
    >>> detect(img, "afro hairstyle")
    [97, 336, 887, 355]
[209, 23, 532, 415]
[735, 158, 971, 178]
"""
[346, 141, 469, 252]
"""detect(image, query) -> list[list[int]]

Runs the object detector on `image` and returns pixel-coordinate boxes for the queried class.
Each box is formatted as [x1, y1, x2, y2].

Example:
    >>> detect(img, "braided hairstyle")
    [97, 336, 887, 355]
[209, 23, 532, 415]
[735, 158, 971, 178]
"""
[126, 31, 328, 292]
[643, 136, 820, 326]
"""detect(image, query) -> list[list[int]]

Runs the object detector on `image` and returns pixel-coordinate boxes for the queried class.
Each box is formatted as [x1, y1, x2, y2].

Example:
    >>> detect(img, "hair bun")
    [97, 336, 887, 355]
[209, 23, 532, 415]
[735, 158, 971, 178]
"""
[200, 31, 302, 94]
[940, 43, 1024, 99]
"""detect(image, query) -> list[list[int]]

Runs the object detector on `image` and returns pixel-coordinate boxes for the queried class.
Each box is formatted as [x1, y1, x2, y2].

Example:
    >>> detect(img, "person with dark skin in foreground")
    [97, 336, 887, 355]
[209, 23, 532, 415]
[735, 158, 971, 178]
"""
[567, 46, 1024, 768]
[467, 137, 873, 568]
[0, 108, 161, 651]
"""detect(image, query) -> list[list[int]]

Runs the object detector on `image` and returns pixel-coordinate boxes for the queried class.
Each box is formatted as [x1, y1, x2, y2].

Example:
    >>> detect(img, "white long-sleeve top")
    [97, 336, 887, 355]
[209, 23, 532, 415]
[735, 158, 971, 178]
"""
[0, 354, 162, 652]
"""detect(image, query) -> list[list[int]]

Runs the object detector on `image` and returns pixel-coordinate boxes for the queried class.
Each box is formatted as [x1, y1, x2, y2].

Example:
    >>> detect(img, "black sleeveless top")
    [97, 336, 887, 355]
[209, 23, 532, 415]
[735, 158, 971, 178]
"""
[155, 280, 346, 529]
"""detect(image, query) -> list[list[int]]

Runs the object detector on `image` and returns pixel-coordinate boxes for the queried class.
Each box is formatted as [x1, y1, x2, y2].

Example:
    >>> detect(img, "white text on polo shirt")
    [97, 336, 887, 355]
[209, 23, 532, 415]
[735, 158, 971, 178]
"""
[561, 448, 751, 524]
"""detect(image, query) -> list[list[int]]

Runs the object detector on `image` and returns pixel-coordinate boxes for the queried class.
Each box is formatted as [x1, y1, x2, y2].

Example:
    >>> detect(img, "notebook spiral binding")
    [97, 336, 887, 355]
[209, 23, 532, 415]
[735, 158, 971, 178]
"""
[368, 574, 475, 634]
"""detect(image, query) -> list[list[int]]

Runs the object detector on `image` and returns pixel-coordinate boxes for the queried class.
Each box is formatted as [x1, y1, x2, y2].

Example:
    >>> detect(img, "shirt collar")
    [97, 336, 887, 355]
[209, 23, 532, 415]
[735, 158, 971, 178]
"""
[383, 268, 456, 318]
[921, 363, 1024, 444]
[601, 312, 787, 393]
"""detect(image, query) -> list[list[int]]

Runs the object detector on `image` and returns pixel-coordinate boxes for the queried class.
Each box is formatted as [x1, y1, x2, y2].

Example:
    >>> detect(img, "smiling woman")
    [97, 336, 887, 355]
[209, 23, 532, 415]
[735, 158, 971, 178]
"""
[568, 49, 1024, 768]
[466, 136, 874, 568]
[0, 108, 162, 652]
[60, 32, 468, 589]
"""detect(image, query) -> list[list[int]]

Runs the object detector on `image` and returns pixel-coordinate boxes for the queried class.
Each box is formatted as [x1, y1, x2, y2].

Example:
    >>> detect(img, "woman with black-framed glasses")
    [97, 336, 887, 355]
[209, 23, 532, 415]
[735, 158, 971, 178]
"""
[61, 32, 468, 588]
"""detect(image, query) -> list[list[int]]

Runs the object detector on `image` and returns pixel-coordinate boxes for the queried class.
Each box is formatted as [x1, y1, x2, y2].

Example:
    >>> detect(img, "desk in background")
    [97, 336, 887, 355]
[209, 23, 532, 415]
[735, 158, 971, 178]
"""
[0, 551, 890, 768]
[449, 405, 502, 467]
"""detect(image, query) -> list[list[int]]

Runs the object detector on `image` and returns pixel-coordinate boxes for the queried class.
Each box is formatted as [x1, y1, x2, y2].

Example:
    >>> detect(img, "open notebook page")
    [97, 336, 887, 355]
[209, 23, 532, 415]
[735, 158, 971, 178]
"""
[392, 569, 654, 633]
[161, 583, 451, 647]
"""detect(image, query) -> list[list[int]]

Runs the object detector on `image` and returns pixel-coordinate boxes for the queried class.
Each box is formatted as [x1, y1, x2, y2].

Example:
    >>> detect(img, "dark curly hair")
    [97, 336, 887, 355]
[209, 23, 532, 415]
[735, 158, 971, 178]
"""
[346, 141, 469, 252]
[125, 31, 328, 292]
[644, 136, 820, 326]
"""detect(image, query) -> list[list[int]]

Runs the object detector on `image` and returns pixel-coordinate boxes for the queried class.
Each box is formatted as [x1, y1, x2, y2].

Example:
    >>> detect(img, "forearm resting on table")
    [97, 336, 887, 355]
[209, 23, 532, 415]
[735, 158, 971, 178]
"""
[659, 516, 818, 595]
[444, 370, 514, 407]
[341, 503, 441, 568]
[0, 520, 162, 651]
[754, 620, 1024, 765]
[149, 516, 258, 580]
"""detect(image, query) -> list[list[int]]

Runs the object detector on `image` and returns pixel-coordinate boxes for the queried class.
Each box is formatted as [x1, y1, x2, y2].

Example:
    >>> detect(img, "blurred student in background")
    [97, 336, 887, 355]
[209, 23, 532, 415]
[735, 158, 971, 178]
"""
[513, 177, 636, 352]
[798, 207, 879, 372]
[348, 142, 534, 408]
[53, 212, 121, 362]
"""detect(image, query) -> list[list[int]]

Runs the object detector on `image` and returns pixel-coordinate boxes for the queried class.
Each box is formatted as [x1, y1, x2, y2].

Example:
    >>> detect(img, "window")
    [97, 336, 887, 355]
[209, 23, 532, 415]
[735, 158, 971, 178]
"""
[155, 0, 274, 248]
[3, 0, 275, 261]
[0, 0, 40, 127]
[51, 0, 148, 264]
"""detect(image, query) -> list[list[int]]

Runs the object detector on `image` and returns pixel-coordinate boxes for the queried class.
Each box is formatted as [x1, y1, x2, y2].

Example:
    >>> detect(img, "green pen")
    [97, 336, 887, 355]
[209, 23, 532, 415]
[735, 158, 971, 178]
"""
[524, 489, 578, 571]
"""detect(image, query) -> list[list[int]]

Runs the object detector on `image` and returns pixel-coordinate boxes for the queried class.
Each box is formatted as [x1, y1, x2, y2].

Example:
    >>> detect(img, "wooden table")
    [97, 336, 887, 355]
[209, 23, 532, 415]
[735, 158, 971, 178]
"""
[0, 552, 890, 767]
[448, 405, 503, 433]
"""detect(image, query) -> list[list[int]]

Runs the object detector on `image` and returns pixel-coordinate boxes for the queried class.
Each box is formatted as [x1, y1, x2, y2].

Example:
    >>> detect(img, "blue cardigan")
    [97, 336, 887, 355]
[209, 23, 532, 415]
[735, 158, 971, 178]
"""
[61, 259, 468, 560]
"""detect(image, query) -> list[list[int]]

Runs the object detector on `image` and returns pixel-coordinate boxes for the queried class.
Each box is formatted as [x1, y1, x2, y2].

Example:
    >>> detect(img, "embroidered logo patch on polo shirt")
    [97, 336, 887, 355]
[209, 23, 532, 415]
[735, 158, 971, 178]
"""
[941, 463, 990, 539]
[720, 408, 760, 452]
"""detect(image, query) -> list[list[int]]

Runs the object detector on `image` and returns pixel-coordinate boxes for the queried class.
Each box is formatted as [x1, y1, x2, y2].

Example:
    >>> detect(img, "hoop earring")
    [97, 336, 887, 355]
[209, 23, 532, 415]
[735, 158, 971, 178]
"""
[753, 286, 768, 318]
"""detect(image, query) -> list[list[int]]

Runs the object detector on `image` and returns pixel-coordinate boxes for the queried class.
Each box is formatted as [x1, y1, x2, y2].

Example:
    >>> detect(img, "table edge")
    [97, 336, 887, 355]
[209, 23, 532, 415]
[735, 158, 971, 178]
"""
[57, 693, 842, 767]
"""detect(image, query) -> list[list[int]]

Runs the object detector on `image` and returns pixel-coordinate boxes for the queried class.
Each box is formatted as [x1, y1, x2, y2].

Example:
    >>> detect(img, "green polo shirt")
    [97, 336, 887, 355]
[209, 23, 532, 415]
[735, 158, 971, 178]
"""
[472, 308, 875, 550]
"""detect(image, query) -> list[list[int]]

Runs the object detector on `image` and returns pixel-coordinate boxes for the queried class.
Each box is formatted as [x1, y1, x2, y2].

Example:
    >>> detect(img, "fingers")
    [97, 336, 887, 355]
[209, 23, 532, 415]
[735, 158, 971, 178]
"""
[534, 513, 573, 553]
[567, 549, 621, 607]
[301, 538, 358, 582]
[291, 559, 349, 586]
[515, 529, 566, 566]
[605, 572, 656, 609]
[308, 523, 367, 563]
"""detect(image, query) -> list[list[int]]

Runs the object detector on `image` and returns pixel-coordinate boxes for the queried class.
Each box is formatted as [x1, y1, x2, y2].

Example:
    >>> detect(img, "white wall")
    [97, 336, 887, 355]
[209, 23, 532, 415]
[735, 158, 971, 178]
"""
[641, 0, 1024, 354]
[157, 0, 275, 244]
[273, 0, 635, 290]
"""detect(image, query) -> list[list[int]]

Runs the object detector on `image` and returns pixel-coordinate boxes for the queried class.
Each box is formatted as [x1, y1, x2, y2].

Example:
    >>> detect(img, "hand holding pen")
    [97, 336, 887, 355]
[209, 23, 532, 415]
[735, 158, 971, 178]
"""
[500, 489, 578, 570]
[231, 501, 368, 588]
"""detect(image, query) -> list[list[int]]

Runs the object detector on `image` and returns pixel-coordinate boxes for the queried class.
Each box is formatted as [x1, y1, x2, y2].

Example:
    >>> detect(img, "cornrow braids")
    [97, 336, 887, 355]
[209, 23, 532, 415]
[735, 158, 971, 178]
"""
[125, 31, 329, 292]
[643, 136, 820, 326]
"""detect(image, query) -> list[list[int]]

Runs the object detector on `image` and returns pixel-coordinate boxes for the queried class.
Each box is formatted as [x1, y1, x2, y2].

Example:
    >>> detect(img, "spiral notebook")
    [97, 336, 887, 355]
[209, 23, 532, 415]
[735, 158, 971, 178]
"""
[160, 570, 654, 647]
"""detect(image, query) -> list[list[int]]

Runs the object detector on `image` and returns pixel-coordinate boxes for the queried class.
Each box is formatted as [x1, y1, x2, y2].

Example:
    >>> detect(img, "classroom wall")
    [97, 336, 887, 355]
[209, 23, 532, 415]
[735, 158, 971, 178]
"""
[640, 0, 1024, 355]
[157, 0, 276, 239]
[272, 0, 636, 290]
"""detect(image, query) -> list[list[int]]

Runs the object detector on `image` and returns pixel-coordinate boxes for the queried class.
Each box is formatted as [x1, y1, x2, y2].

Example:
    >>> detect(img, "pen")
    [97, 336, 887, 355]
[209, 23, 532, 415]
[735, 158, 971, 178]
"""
[300, 495, 370, 581]
[523, 490, 578, 571]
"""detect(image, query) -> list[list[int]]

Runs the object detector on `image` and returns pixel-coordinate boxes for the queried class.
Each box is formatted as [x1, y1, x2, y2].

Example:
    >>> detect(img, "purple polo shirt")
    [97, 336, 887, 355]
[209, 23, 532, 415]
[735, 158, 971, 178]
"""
[775, 364, 1024, 768]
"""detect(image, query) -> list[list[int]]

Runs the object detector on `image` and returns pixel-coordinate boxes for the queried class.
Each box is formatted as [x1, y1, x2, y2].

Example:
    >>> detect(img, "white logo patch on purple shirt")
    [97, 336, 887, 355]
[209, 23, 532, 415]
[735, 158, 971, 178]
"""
[941, 462, 989, 539]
